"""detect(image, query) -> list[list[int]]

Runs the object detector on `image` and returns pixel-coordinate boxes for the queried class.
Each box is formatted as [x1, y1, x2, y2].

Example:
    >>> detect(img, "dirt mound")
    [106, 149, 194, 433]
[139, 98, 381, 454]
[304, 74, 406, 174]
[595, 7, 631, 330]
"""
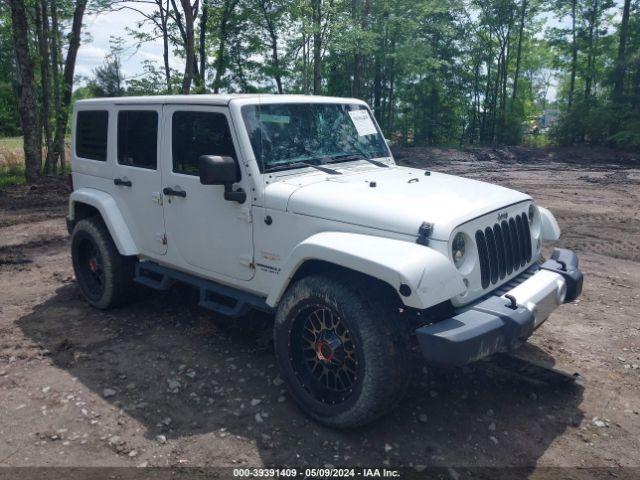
[393, 145, 640, 170]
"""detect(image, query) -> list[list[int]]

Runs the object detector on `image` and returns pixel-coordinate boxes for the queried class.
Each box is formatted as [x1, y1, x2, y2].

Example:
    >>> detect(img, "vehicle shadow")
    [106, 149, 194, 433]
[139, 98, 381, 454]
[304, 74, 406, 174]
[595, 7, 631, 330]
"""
[17, 282, 585, 468]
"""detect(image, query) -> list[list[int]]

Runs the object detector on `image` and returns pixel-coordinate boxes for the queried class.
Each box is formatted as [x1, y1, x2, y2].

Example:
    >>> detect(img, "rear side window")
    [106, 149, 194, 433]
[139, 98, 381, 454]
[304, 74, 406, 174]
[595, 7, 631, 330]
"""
[172, 111, 236, 176]
[118, 110, 158, 169]
[76, 110, 108, 161]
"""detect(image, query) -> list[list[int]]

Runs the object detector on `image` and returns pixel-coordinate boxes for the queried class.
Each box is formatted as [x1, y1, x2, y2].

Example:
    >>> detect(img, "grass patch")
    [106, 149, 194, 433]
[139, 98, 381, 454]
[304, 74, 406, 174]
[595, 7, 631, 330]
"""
[0, 136, 71, 187]
[0, 136, 23, 150]
[0, 137, 25, 187]
[522, 133, 552, 148]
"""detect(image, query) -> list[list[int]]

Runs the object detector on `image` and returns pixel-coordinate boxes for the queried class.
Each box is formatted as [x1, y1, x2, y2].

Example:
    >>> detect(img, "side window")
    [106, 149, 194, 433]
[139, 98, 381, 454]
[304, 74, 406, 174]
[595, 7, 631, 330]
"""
[172, 111, 237, 176]
[118, 110, 158, 169]
[76, 110, 108, 161]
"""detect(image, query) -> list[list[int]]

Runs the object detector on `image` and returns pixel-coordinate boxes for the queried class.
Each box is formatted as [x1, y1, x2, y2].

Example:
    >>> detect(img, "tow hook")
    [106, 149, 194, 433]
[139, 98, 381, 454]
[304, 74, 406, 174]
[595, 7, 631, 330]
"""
[504, 294, 518, 310]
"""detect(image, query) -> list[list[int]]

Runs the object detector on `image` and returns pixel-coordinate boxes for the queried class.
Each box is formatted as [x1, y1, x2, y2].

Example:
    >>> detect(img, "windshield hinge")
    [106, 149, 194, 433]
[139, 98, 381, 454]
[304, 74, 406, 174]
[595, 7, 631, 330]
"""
[236, 207, 252, 223]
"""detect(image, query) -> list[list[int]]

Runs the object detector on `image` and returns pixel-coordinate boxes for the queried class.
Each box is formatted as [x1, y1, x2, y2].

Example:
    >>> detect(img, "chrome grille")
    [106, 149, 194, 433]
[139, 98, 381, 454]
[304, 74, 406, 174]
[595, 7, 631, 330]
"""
[475, 213, 532, 289]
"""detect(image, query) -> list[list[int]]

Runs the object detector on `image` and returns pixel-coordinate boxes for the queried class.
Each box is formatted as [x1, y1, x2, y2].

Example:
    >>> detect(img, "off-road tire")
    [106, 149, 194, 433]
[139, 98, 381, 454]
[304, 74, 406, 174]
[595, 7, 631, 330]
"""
[273, 273, 410, 428]
[71, 217, 136, 309]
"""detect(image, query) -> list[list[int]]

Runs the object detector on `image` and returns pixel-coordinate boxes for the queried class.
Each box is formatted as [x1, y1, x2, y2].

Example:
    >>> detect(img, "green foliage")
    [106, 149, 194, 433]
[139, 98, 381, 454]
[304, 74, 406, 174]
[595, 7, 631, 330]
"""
[549, 0, 640, 151]
[127, 61, 182, 96]
[87, 37, 125, 97]
[0, 6, 20, 136]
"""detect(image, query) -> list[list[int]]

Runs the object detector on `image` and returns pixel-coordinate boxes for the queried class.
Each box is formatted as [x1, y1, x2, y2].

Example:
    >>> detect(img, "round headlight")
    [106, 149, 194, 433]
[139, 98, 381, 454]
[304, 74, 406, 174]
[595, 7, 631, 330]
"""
[529, 204, 536, 226]
[452, 232, 466, 268]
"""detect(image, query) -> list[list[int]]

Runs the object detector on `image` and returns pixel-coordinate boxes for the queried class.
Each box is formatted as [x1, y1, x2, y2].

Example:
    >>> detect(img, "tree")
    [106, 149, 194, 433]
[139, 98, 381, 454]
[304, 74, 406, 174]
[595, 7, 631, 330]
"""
[211, 0, 237, 93]
[8, 0, 41, 182]
[311, 0, 322, 94]
[51, 0, 88, 172]
[35, 0, 54, 173]
[612, 0, 632, 99]
[89, 39, 125, 97]
[176, 0, 198, 93]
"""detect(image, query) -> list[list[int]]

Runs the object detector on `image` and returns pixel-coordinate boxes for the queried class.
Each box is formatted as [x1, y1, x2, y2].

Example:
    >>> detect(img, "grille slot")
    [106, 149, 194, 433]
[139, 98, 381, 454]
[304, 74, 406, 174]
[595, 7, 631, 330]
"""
[475, 213, 531, 289]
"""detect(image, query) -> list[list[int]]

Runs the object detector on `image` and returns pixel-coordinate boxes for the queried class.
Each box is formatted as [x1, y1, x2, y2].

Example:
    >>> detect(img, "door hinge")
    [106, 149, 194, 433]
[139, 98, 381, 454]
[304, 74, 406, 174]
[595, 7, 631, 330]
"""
[236, 207, 252, 223]
[238, 254, 253, 267]
[156, 233, 167, 245]
[152, 192, 163, 206]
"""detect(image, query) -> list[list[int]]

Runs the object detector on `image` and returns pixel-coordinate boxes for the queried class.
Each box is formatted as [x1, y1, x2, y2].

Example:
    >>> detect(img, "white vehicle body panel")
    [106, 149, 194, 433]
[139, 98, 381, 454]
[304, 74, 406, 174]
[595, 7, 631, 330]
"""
[538, 206, 561, 240]
[159, 105, 254, 281]
[283, 168, 530, 240]
[265, 231, 465, 308]
[69, 187, 138, 256]
[110, 104, 167, 256]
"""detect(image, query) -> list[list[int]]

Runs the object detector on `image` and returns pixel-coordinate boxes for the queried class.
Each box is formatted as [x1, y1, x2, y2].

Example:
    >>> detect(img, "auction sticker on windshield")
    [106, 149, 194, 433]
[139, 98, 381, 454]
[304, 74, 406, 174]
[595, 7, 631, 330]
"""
[348, 109, 377, 136]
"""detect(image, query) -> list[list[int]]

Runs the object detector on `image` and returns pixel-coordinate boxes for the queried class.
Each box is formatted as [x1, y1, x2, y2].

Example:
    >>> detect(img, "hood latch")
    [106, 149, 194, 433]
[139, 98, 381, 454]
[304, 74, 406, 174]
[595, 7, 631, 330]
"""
[416, 222, 434, 246]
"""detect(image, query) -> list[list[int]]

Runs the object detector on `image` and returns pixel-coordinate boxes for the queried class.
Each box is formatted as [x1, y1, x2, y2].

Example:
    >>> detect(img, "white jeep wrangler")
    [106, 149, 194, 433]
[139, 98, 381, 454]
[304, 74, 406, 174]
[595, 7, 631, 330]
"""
[67, 94, 583, 428]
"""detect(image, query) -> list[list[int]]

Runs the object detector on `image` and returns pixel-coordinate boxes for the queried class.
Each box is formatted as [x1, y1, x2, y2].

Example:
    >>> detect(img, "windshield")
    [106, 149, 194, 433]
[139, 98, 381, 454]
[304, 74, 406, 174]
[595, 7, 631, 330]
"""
[241, 103, 389, 173]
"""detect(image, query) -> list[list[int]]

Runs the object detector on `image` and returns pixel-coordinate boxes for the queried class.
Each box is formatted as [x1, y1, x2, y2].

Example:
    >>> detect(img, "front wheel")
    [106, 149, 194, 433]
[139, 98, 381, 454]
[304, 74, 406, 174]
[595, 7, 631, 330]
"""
[273, 273, 410, 428]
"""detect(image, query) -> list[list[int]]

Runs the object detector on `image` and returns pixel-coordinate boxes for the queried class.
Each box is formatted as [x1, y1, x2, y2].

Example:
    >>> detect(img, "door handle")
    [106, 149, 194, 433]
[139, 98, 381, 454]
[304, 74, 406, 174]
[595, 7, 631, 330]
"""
[163, 187, 187, 198]
[114, 178, 132, 187]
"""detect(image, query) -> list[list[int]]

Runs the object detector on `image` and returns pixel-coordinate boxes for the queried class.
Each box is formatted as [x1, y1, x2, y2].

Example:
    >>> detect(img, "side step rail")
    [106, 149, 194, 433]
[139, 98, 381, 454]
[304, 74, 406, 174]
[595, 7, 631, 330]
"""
[134, 261, 273, 318]
[491, 352, 582, 386]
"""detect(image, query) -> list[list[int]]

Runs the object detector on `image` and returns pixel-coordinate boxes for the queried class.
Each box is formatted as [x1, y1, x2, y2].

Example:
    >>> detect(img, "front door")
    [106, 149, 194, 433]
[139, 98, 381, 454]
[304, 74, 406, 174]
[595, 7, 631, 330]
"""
[161, 106, 254, 281]
[111, 106, 167, 256]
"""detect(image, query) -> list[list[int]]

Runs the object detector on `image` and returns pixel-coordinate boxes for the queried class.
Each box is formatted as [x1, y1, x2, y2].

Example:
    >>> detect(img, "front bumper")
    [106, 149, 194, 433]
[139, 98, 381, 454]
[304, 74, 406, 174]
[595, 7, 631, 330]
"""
[415, 248, 583, 367]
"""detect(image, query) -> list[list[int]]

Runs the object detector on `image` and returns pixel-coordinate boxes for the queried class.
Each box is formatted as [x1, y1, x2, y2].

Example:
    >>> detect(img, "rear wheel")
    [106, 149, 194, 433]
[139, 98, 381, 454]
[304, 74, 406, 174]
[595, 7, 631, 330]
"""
[273, 273, 410, 428]
[71, 217, 136, 309]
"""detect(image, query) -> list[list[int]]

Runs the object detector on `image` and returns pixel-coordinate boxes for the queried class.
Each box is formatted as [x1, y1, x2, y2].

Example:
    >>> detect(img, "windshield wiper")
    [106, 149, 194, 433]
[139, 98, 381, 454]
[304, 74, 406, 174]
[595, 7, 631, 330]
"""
[327, 153, 389, 168]
[265, 161, 341, 175]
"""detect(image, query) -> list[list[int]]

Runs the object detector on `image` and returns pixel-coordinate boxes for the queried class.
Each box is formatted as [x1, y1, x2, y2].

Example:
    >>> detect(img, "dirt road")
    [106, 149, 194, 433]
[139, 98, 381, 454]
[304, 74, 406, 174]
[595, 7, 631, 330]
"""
[0, 147, 639, 472]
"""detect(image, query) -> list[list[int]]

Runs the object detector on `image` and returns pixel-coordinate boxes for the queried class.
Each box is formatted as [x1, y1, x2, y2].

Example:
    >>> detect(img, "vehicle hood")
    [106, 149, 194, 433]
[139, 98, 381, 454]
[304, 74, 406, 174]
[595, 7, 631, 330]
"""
[267, 165, 530, 240]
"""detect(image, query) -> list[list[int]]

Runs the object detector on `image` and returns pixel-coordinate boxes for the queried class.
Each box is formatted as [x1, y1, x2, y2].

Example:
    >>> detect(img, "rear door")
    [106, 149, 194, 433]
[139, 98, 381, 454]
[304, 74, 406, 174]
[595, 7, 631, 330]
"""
[161, 105, 254, 281]
[111, 106, 167, 256]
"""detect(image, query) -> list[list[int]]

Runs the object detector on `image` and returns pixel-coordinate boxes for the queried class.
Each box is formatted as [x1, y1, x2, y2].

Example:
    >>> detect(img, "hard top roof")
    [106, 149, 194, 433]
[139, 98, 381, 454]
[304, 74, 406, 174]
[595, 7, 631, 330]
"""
[75, 94, 365, 107]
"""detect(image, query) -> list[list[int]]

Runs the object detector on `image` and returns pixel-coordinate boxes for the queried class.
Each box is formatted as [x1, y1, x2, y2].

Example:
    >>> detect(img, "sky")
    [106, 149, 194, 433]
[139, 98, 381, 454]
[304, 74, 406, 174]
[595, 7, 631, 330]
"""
[76, 5, 184, 82]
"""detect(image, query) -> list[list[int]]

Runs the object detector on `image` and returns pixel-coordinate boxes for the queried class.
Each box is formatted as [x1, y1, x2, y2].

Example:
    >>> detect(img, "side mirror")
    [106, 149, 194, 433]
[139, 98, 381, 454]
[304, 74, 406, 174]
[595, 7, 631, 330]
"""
[198, 155, 246, 204]
[199, 155, 239, 185]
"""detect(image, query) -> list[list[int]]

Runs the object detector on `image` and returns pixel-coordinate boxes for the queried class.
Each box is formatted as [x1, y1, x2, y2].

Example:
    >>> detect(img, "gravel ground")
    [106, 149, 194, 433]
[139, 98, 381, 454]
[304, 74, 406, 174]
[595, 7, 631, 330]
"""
[0, 147, 638, 474]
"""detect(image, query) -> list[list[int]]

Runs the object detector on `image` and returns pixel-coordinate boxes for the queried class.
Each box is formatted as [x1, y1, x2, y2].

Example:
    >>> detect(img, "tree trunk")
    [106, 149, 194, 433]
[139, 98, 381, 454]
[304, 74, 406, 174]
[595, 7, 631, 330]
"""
[612, 0, 631, 99]
[500, 23, 512, 136]
[351, 0, 361, 97]
[568, 0, 577, 110]
[311, 0, 322, 95]
[52, 0, 87, 171]
[180, 0, 196, 93]
[270, 32, 283, 94]
[199, 1, 208, 90]
[260, 2, 283, 93]
[50, 0, 62, 172]
[584, 0, 598, 99]
[212, 0, 234, 93]
[511, 0, 527, 105]
[160, 0, 172, 92]
[9, 0, 42, 183]
[36, 0, 54, 174]
[386, 33, 396, 134]
[373, 54, 382, 114]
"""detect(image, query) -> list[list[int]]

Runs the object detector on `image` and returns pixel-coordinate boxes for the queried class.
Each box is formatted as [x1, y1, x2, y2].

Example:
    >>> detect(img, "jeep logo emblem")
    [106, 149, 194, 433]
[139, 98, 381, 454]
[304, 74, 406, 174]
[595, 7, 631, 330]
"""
[497, 212, 508, 221]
